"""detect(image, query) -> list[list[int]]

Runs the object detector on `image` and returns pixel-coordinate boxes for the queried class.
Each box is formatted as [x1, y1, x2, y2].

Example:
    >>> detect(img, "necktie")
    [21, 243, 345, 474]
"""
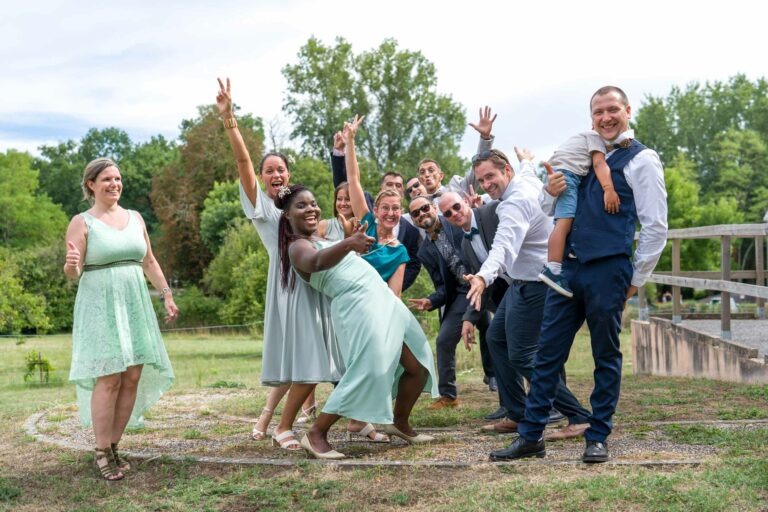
[606, 138, 632, 151]
[464, 227, 479, 240]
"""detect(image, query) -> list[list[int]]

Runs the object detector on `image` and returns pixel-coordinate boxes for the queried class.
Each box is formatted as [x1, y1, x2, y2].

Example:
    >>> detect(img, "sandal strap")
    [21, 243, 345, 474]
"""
[95, 448, 123, 480]
[273, 429, 297, 442]
[357, 423, 375, 437]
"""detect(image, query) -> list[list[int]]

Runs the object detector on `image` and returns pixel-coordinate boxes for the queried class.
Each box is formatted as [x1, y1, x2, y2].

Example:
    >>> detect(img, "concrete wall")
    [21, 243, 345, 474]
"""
[631, 317, 768, 384]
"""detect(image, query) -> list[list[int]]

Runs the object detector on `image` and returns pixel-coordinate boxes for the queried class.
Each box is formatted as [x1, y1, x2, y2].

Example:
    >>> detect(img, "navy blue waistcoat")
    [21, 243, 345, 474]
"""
[568, 139, 647, 263]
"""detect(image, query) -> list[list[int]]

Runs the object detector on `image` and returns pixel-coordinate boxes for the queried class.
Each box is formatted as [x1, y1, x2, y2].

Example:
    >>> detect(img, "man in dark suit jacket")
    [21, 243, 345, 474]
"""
[330, 137, 421, 291]
[405, 196, 490, 409]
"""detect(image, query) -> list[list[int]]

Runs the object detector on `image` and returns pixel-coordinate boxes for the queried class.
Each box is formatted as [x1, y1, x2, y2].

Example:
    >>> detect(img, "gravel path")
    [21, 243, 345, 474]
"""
[25, 390, 744, 467]
[680, 319, 768, 357]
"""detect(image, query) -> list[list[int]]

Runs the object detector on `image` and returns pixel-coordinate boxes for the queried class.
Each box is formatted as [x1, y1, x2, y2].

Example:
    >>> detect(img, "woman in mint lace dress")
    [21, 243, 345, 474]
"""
[64, 158, 177, 481]
[276, 185, 438, 459]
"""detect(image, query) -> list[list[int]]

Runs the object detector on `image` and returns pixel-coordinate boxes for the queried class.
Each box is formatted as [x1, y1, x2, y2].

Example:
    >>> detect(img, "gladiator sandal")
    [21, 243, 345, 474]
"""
[95, 447, 124, 481]
[111, 442, 131, 472]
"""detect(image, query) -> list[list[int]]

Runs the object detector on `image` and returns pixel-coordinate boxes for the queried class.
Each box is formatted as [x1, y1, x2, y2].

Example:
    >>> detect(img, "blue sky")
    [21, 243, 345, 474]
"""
[2, 0, 765, 169]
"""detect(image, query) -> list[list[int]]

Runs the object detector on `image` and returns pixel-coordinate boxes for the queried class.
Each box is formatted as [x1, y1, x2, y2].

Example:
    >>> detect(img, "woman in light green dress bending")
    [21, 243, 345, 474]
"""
[64, 158, 177, 481]
[276, 185, 439, 459]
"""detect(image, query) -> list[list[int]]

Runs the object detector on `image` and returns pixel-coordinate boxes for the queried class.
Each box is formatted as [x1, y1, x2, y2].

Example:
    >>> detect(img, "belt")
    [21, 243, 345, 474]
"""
[511, 279, 540, 286]
[82, 259, 142, 272]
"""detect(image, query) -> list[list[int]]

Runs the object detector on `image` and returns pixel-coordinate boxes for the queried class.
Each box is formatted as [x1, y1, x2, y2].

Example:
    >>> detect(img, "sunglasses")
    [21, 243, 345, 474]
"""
[441, 202, 462, 218]
[471, 148, 511, 166]
[409, 203, 432, 218]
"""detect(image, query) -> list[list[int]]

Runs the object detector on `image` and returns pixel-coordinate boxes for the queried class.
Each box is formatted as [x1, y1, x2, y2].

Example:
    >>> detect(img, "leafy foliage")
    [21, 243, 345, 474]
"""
[0, 250, 51, 334]
[283, 37, 466, 177]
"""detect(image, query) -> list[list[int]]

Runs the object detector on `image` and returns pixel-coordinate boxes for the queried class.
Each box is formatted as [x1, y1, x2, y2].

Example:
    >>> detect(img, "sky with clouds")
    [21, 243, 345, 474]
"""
[2, 0, 765, 169]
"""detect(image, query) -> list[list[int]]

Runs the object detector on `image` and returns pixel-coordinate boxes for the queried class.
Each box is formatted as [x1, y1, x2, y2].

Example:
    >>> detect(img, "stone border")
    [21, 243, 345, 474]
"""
[24, 410, 707, 468]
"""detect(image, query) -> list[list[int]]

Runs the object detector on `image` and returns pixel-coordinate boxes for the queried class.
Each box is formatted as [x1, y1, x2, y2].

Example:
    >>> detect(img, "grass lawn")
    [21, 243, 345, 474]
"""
[0, 330, 767, 511]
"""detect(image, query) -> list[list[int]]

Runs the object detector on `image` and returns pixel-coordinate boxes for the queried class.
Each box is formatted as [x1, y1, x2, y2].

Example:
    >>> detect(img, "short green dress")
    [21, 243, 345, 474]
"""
[69, 211, 175, 427]
[306, 240, 438, 424]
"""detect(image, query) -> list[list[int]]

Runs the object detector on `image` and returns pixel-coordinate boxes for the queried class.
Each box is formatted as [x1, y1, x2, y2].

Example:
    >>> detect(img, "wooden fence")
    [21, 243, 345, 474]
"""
[638, 223, 768, 340]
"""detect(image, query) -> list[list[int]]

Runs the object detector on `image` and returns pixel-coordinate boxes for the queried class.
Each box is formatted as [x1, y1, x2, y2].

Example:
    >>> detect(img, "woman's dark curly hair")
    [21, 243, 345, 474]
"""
[275, 184, 311, 290]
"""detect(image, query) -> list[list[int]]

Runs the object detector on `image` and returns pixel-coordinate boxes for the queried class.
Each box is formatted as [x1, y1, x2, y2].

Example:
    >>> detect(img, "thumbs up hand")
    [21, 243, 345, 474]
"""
[542, 161, 566, 197]
[65, 241, 81, 268]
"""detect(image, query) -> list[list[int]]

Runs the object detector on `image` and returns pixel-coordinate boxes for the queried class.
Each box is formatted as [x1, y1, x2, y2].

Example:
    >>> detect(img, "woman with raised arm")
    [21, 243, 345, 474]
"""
[343, 116, 409, 297]
[276, 184, 438, 459]
[64, 157, 176, 481]
[216, 78, 342, 451]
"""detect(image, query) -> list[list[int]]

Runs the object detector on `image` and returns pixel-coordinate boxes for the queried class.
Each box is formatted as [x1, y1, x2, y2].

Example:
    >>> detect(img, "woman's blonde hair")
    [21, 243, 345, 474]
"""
[81, 157, 118, 204]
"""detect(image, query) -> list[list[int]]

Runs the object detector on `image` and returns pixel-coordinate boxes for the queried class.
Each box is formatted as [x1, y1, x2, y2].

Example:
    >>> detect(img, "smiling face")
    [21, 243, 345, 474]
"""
[334, 185, 353, 218]
[373, 194, 402, 230]
[438, 192, 471, 230]
[474, 161, 512, 200]
[381, 173, 405, 197]
[417, 160, 444, 194]
[409, 197, 437, 230]
[87, 165, 122, 205]
[286, 190, 321, 236]
[406, 177, 427, 199]
[260, 155, 291, 199]
[591, 90, 631, 142]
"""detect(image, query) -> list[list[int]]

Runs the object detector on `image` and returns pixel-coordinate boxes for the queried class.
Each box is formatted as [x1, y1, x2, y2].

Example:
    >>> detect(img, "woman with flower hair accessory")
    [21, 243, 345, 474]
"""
[217, 78, 343, 451]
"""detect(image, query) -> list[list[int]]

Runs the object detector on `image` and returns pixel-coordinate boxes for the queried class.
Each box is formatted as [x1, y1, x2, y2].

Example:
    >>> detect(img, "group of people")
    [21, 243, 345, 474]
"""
[63, 78, 667, 480]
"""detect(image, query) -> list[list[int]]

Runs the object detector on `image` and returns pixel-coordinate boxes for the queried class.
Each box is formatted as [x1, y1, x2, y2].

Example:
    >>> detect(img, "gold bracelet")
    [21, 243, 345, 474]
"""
[223, 117, 237, 129]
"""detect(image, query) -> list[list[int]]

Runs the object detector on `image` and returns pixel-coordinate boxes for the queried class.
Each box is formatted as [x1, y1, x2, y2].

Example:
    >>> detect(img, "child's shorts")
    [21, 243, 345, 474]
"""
[553, 169, 583, 220]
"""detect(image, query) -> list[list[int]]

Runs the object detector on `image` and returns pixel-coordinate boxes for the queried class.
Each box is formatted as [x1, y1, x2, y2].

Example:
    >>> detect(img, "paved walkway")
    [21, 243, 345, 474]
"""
[680, 319, 768, 358]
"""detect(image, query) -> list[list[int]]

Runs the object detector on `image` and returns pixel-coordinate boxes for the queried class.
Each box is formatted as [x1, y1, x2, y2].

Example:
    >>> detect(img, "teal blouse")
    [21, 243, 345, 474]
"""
[360, 211, 410, 283]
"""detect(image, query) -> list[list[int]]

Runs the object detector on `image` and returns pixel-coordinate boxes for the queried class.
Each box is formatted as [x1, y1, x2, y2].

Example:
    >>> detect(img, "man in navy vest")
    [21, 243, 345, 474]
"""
[490, 86, 668, 463]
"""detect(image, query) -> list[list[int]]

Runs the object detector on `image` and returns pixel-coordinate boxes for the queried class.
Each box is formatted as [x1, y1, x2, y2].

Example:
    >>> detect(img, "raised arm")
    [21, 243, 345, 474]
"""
[448, 106, 496, 194]
[217, 78, 258, 206]
[342, 115, 370, 219]
[330, 131, 347, 187]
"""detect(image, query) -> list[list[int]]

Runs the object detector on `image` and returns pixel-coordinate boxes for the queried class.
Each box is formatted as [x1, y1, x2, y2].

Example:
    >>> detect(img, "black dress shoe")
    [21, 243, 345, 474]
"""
[582, 440, 609, 463]
[484, 406, 508, 421]
[547, 408, 566, 424]
[488, 376, 498, 392]
[489, 436, 545, 461]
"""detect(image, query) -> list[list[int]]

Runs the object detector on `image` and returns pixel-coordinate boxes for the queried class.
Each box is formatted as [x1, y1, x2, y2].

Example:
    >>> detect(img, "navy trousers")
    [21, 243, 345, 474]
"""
[518, 255, 632, 443]
[486, 281, 590, 423]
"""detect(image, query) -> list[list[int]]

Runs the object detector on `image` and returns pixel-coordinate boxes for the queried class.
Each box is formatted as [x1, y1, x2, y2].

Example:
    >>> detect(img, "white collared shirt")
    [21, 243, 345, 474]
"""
[538, 129, 668, 287]
[477, 161, 551, 285]
[465, 212, 489, 263]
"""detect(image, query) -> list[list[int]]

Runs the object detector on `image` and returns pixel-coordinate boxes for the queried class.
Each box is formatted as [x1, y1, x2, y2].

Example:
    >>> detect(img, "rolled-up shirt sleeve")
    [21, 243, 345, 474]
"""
[625, 149, 668, 287]
[477, 201, 530, 287]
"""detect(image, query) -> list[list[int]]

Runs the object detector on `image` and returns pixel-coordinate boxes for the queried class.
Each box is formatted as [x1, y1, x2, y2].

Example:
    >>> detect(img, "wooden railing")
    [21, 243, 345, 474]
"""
[637, 223, 768, 340]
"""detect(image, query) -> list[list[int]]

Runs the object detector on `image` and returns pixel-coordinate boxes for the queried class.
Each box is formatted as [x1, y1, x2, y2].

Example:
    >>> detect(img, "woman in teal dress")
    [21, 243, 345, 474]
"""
[64, 158, 177, 481]
[343, 115, 410, 296]
[276, 185, 439, 459]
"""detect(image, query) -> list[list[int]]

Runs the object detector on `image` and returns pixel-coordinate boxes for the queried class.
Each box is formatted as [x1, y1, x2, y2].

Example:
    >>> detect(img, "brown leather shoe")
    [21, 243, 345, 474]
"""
[428, 396, 460, 410]
[480, 417, 519, 433]
[544, 423, 590, 441]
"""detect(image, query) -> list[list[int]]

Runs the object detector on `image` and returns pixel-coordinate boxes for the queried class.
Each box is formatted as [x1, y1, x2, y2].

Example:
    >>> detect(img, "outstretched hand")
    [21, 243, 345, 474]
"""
[463, 184, 483, 208]
[463, 274, 487, 311]
[216, 78, 233, 119]
[333, 131, 345, 152]
[407, 298, 432, 311]
[469, 106, 497, 139]
[542, 161, 566, 197]
[514, 146, 534, 162]
[347, 220, 375, 253]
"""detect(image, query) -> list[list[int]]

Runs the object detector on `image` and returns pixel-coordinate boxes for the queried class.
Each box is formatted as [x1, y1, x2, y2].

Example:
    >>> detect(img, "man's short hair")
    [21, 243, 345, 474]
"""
[380, 171, 404, 186]
[590, 85, 629, 109]
[417, 159, 441, 172]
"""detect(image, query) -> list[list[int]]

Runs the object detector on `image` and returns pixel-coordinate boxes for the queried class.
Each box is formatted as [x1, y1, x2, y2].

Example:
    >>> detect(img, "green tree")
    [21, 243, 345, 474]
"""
[0, 249, 51, 334]
[0, 151, 68, 249]
[150, 106, 263, 283]
[200, 180, 241, 254]
[283, 37, 466, 176]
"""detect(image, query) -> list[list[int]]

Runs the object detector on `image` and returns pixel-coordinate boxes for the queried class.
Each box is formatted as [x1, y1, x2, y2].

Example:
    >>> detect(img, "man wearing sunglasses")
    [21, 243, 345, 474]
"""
[462, 148, 592, 442]
[405, 196, 489, 410]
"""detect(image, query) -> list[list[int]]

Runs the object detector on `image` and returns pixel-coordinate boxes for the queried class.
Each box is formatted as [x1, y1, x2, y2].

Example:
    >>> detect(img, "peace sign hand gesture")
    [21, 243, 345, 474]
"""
[216, 77, 233, 119]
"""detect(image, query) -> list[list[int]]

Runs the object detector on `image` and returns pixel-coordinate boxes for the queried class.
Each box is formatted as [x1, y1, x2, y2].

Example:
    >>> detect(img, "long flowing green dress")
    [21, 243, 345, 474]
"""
[305, 240, 438, 424]
[69, 211, 175, 427]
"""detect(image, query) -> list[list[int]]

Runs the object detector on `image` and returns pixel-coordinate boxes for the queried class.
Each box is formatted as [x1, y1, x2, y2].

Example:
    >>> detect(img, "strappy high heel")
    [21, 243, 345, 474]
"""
[94, 447, 124, 481]
[251, 407, 274, 441]
[346, 422, 390, 443]
[295, 404, 317, 425]
[271, 429, 302, 451]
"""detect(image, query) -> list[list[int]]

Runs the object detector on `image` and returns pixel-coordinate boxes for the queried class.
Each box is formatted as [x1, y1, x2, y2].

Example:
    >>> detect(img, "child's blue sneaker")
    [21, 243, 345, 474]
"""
[538, 266, 574, 298]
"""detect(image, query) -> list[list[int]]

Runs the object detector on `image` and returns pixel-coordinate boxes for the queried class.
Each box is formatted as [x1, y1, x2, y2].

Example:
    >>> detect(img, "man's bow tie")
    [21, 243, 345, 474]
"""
[606, 138, 632, 151]
[464, 226, 480, 240]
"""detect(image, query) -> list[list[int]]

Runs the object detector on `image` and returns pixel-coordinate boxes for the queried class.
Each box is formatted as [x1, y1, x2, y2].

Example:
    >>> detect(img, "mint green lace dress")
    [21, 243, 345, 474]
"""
[305, 240, 438, 424]
[69, 211, 175, 427]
